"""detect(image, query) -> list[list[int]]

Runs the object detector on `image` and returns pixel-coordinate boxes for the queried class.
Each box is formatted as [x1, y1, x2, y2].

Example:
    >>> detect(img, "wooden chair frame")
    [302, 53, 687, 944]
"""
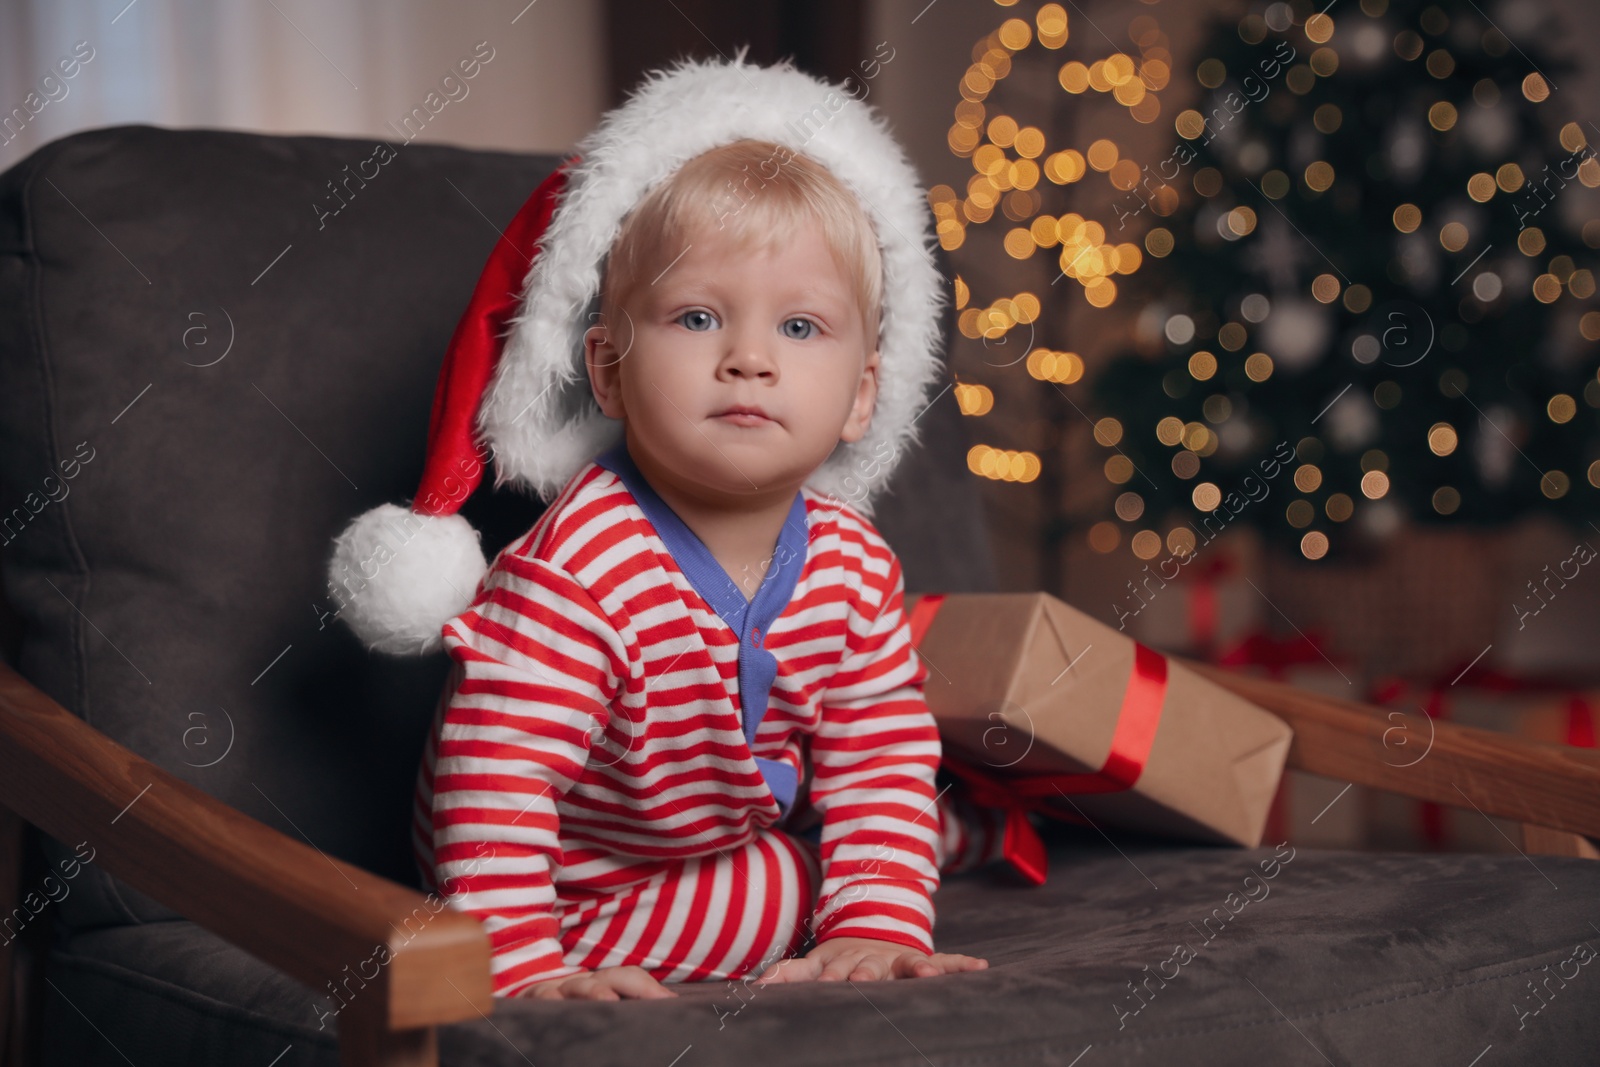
[2, 655, 1597, 1066]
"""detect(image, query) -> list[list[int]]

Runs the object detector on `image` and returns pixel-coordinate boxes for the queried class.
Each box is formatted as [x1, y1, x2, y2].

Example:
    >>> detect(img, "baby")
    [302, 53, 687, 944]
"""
[409, 138, 995, 1001]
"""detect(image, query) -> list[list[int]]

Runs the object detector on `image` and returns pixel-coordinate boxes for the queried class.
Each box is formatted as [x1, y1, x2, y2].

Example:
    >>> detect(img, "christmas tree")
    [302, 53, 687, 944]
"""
[1089, 0, 1600, 560]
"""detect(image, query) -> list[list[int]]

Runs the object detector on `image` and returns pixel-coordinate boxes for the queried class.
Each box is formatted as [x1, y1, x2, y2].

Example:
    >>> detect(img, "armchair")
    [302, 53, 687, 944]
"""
[3, 125, 1597, 1067]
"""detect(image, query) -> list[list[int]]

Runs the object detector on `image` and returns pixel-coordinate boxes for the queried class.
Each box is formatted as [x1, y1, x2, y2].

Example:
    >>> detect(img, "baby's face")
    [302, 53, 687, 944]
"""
[585, 221, 879, 500]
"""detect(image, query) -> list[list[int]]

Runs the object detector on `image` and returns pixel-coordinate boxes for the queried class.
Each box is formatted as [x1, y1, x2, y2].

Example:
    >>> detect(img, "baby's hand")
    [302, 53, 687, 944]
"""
[753, 936, 988, 984]
[518, 965, 678, 1000]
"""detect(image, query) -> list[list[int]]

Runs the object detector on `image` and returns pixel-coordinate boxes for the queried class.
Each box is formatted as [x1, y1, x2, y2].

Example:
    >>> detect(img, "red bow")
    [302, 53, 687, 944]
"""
[1216, 629, 1336, 680]
[908, 595, 1170, 886]
[1184, 554, 1238, 655]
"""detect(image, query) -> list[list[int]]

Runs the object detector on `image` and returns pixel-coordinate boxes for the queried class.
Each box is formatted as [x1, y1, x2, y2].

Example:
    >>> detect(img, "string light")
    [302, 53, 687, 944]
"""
[968, 444, 1040, 482]
[954, 382, 995, 416]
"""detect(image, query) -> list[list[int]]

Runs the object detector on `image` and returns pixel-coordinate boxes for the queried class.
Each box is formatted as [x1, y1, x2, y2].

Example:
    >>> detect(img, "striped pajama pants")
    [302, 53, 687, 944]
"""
[546, 786, 1008, 984]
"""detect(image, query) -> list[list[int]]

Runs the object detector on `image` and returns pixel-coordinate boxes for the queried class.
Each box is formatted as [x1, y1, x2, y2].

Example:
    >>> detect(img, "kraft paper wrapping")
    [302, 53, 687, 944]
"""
[909, 592, 1294, 847]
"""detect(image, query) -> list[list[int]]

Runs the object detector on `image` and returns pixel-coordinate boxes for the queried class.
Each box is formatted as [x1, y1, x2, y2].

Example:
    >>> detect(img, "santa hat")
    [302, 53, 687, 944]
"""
[328, 48, 947, 656]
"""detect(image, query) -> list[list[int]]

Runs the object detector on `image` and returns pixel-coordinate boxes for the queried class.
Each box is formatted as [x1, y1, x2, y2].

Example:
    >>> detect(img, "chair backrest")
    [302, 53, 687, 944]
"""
[0, 125, 994, 931]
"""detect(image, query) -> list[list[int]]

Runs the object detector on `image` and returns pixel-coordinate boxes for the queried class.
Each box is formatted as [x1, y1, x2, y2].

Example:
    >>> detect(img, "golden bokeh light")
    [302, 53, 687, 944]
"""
[1311, 274, 1342, 303]
[1088, 520, 1121, 553]
[1360, 470, 1390, 499]
[954, 382, 995, 416]
[1059, 61, 1090, 93]
[1393, 203, 1422, 232]
[1036, 3, 1069, 47]
[1244, 352, 1274, 381]
[1175, 109, 1206, 140]
[1094, 416, 1124, 446]
[968, 443, 1040, 482]
[998, 17, 1033, 51]
[1026, 348, 1084, 384]
[1130, 530, 1163, 560]
[1086, 138, 1119, 171]
[1300, 531, 1330, 560]
[1548, 394, 1577, 423]
[1427, 422, 1458, 455]
[1304, 161, 1335, 192]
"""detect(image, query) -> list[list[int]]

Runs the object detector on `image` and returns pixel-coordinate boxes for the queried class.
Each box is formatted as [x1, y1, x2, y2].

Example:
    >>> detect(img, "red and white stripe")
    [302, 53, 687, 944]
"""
[413, 463, 965, 996]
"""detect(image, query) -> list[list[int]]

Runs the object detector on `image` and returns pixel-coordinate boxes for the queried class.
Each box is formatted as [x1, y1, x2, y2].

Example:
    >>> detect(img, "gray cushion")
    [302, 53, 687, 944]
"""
[0, 125, 994, 932]
[40, 838, 1600, 1065]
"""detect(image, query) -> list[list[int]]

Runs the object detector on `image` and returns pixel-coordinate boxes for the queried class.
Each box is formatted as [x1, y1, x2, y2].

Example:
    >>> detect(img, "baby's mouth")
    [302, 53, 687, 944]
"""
[712, 405, 778, 427]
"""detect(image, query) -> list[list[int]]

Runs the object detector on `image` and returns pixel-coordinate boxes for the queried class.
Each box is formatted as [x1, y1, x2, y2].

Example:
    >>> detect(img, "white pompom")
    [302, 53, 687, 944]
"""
[326, 504, 488, 656]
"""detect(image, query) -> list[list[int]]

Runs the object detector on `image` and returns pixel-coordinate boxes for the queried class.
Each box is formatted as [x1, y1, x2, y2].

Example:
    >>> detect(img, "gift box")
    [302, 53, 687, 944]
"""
[906, 592, 1294, 866]
[1212, 629, 1367, 849]
[1360, 666, 1598, 853]
[1121, 532, 1265, 659]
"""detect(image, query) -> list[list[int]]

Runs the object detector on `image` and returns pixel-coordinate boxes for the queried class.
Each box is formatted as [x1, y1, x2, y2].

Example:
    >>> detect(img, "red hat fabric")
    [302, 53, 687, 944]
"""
[415, 159, 575, 517]
[324, 162, 573, 655]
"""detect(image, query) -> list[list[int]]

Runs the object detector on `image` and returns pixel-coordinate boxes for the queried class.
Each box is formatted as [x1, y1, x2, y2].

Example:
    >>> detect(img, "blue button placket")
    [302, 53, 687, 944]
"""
[595, 442, 810, 817]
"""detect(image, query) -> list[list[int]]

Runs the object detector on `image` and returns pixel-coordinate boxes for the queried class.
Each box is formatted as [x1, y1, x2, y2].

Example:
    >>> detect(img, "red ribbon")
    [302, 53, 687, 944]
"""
[1366, 678, 1452, 846]
[1184, 554, 1237, 656]
[1216, 628, 1337, 681]
[908, 594, 1170, 886]
[1565, 695, 1596, 748]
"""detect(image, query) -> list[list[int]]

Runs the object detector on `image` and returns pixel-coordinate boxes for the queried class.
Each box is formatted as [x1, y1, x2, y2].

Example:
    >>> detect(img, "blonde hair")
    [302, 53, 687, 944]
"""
[597, 139, 884, 346]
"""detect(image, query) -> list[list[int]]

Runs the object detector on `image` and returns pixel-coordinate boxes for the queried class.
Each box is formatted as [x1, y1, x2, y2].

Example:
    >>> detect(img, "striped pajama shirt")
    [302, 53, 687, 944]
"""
[412, 440, 993, 996]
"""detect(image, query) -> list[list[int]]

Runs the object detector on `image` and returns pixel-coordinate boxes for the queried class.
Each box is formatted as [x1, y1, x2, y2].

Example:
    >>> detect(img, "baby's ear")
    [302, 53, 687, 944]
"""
[583, 312, 628, 419]
[839, 348, 881, 444]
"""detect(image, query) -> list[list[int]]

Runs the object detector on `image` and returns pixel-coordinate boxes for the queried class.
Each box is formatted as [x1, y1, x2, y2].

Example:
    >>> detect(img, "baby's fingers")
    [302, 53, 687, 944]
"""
[751, 956, 821, 985]
[889, 953, 944, 978]
[602, 965, 678, 998]
[930, 952, 989, 973]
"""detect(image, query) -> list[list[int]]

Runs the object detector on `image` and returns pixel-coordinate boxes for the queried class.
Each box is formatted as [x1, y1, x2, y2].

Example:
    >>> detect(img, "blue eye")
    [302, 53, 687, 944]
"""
[782, 318, 817, 340]
[679, 309, 718, 331]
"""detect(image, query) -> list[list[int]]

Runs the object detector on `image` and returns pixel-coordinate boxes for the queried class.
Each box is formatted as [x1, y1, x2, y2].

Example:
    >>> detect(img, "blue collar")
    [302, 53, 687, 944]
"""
[594, 440, 810, 814]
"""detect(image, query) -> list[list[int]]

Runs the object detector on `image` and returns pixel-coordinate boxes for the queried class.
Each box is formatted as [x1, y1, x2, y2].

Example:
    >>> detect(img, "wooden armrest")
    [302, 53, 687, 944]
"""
[1184, 659, 1600, 840]
[0, 658, 492, 1040]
